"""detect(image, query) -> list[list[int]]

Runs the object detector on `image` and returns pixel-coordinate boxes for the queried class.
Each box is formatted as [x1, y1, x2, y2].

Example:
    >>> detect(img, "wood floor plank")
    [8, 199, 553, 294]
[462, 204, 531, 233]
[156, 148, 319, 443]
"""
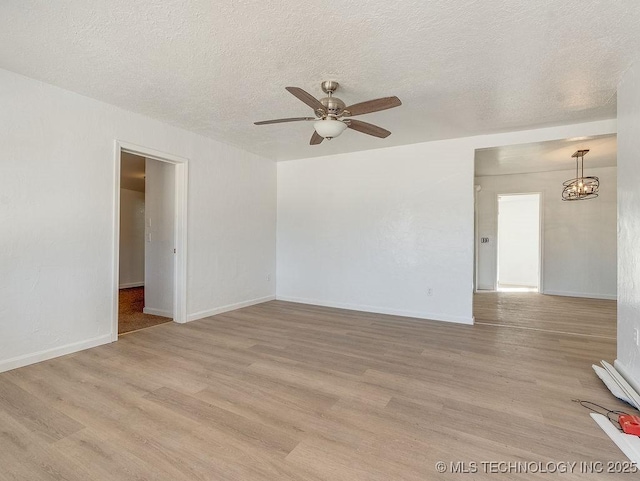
[474, 292, 616, 338]
[52, 428, 181, 481]
[0, 410, 92, 481]
[0, 295, 628, 480]
[144, 386, 300, 456]
[0, 377, 85, 444]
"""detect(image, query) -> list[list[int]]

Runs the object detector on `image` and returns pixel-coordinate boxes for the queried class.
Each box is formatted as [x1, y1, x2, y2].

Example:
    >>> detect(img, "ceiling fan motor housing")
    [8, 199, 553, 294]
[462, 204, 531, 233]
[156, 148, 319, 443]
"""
[319, 81, 345, 117]
[320, 96, 346, 117]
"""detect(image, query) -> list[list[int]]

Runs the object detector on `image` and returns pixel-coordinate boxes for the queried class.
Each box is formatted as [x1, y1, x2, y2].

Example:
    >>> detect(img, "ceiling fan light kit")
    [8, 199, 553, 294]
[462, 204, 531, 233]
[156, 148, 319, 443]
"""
[562, 149, 599, 201]
[313, 119, 347, 139]
[254, 81, 401, 145]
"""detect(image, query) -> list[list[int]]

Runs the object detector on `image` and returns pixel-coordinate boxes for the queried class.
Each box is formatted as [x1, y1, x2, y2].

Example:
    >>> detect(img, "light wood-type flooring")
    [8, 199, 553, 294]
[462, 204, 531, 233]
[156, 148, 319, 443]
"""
[0, 296, 629, 480]
[474, 291, 617, 339]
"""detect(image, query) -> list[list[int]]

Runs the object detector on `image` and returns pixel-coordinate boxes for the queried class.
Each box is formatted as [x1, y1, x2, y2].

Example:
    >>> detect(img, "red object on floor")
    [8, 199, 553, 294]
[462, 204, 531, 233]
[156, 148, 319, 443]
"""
[619, 414, 640, 436]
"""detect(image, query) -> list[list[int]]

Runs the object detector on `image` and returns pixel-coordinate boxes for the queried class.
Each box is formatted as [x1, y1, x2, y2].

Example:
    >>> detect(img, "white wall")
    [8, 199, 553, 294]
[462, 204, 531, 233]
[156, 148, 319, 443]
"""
[144, 159, 174, 318]
[496, 194, 540, 288]
[0, 68, 276, 372]
[119, 188, 145, 288]
[277, 121, 617, 325]
[617, 62, 640, 385]
[277, 140, 476, 323]
[476, 167, 617, 299]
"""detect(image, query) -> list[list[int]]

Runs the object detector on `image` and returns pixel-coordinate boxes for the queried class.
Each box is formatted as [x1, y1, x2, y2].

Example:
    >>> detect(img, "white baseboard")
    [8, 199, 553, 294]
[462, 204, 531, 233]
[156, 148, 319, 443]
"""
[119, 282, 144, 289]
[0, 334, 112, 374]
[275, 295, 474, 325]
[143, 307, 173, 318]
[614, 359, 640, 398]
[187, 295, 276, 322]
[543, 290, 617, 300]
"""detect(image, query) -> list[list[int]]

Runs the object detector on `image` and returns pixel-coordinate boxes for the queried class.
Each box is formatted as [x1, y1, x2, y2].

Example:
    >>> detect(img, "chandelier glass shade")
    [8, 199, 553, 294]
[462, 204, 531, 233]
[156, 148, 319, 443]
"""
[562, 149, 599, 201]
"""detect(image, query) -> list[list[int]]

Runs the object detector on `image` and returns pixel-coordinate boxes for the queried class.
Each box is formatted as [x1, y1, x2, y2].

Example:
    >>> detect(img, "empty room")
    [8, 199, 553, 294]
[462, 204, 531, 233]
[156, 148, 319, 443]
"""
[2, 2, 640, 479]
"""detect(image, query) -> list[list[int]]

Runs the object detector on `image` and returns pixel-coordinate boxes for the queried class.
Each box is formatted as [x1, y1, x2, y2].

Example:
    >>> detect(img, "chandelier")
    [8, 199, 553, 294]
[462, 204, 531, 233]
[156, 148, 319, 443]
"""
[562, 149, 599, 201]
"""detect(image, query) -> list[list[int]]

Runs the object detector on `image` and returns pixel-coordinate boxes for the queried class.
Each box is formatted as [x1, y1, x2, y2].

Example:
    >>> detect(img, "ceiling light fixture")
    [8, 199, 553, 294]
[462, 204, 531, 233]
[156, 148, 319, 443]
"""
[254, 81, 400, 145]
[313, 118, 348, 139]
[562, 149, 599, 201]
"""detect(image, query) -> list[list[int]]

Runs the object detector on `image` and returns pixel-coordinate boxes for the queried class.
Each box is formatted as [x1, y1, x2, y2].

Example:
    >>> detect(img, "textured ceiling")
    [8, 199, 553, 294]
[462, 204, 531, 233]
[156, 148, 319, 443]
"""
[1, 1, 639, 161]
[475, 134, 617, 176]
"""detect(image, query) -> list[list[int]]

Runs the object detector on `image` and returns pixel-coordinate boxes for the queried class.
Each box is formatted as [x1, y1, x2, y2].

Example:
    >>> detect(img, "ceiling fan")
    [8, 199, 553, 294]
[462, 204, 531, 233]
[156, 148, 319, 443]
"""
[254, 81, 401, 145]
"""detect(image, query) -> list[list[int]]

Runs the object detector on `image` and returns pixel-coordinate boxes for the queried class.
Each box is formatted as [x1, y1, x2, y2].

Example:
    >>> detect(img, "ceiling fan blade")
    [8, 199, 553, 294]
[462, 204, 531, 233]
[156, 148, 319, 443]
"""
[254, 117, 315, 125]
[310, 131, 324, 145]
[347, 119, 391, 138]
[345, 96, 402, 116]
[285, 87, 326, 112]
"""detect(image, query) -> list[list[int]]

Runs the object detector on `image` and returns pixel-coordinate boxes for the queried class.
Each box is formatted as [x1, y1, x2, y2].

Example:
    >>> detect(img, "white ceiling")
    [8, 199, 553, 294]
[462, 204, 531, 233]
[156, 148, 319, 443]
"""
[1, 1, 639, 161]
[121, 152, 145, 192]
[475, 134, 617, 176]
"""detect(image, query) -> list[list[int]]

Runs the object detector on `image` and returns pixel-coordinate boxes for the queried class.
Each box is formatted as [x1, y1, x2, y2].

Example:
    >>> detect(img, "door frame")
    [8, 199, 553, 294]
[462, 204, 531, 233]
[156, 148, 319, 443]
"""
[473, 184, 481, 293]
[495, 191, 544, 292]
[111, 140, 189, 340]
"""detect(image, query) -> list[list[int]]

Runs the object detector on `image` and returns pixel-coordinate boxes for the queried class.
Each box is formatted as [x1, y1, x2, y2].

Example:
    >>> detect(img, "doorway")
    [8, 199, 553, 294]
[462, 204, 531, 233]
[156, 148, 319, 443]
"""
[112, 141, 188, 340]
[496, 193, 541, 292]
[118, 154, 175, 333]
[472, 134, 617, 339]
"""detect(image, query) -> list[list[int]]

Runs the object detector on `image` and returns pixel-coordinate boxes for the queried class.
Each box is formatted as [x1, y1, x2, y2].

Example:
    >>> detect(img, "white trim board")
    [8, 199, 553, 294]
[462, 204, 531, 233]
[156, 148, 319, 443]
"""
[187, 295, 275, 322]
[614, 360, 640, 404]
[543, 290, 617, 301]
[276, 296, 474, 325]
[0, 334, 112, 374]
[119, 282, 144, 289]
[601, 361, 640, 411]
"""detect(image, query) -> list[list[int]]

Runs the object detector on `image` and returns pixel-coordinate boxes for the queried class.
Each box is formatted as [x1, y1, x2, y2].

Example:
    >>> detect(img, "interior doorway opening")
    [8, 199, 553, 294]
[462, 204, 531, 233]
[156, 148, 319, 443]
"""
[496, 193, 541, 292]
[118, 154, 175, 334]
[472, 133, 617, 339]
[112, 141, 188, 340]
